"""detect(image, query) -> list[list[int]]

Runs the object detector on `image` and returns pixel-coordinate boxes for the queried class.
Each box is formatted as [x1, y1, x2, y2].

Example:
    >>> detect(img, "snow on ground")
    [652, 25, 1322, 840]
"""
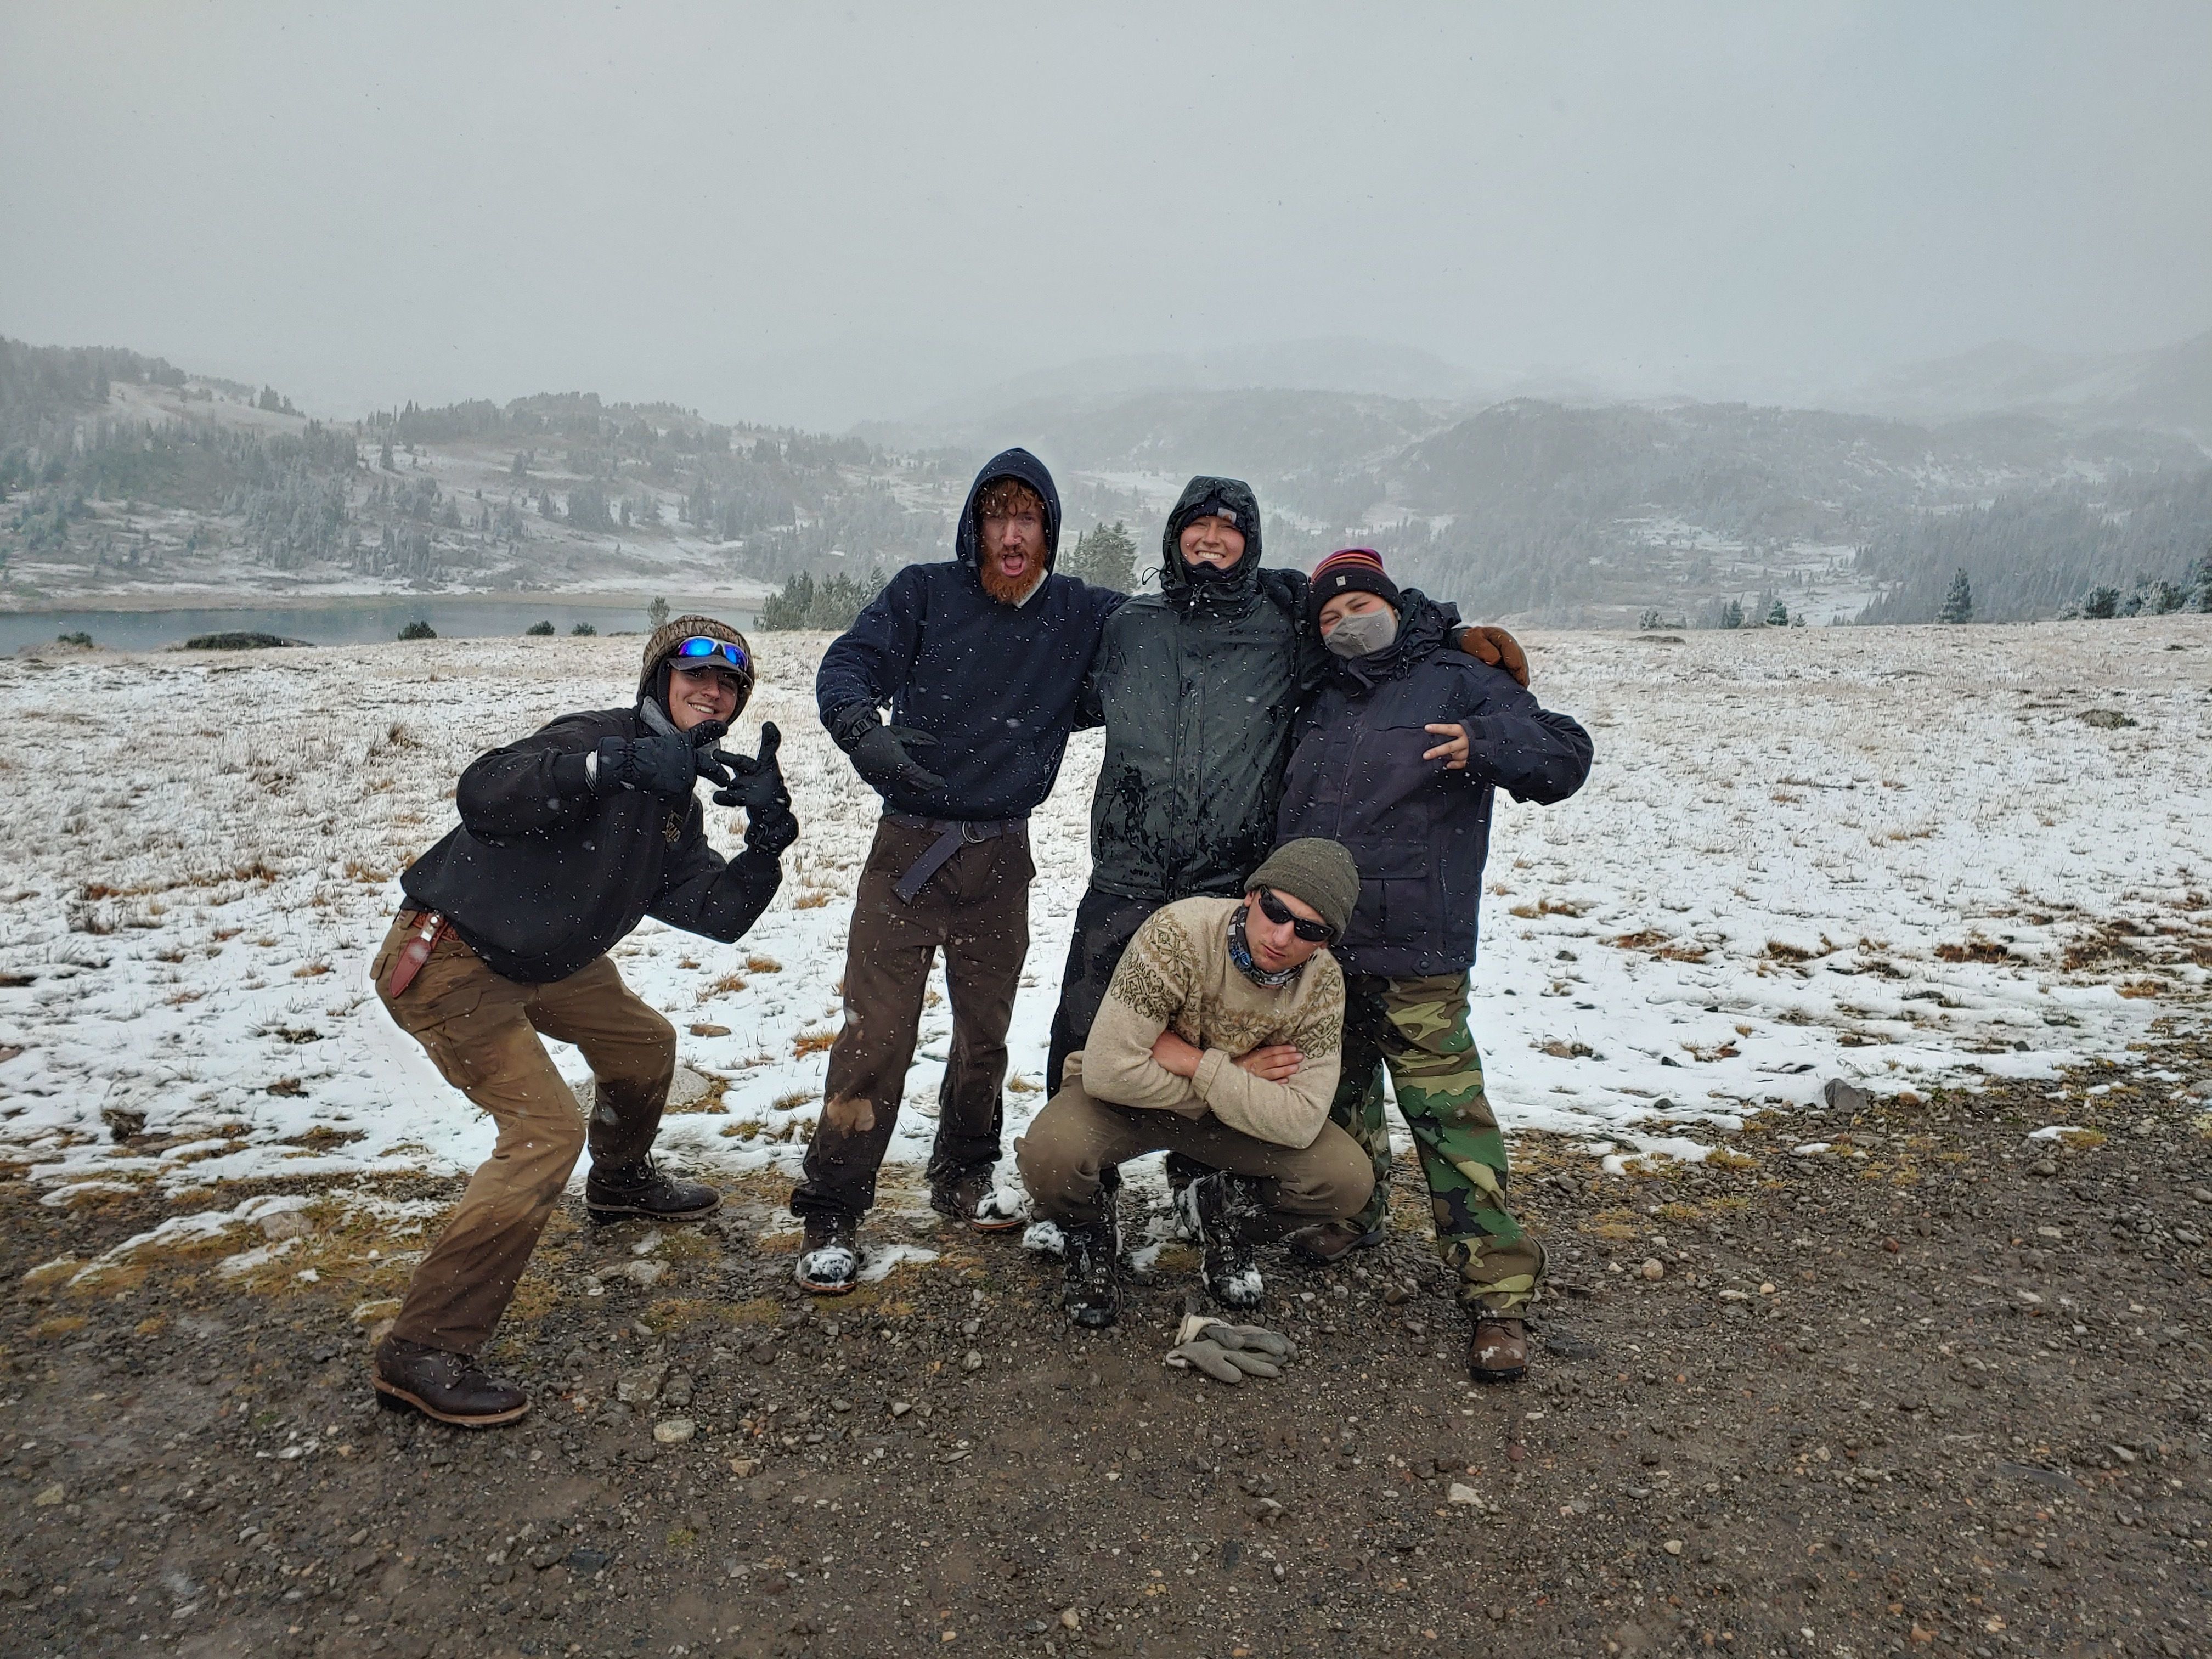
[2, 618, 2207, 1234]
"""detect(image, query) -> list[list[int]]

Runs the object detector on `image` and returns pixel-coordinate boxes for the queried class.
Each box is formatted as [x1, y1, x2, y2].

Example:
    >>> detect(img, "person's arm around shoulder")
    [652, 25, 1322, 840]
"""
[1077, 907, 1207, 1116]
[453, 711, 608, 840]
[1187, 953, 1345, 1148]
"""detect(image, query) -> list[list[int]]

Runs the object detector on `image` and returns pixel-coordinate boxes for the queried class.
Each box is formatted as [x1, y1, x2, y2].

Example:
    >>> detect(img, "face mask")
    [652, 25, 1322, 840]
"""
[1324, 606, 1397, 658]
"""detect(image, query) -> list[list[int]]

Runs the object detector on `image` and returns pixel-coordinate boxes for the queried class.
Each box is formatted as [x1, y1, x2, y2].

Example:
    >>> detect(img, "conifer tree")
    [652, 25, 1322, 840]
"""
[1938, 568, 1973, 624]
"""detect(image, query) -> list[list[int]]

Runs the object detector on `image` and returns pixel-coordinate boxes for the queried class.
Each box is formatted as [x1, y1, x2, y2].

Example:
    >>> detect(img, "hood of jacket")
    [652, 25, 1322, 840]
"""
[1324, 587, 1458, 693]
[1159, 475, 1263, 610]
[953, 447, 1063, 572]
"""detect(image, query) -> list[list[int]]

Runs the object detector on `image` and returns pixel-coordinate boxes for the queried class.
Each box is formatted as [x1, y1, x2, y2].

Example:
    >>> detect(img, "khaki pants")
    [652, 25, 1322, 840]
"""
[1015, 1071, 1373, 1241]
[792, 818, 1032, 1221]
[371, 912, 676, 1354]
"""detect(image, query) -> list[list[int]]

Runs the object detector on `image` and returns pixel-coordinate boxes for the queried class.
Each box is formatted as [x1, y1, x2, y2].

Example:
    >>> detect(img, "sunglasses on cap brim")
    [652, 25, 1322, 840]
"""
[1253, 887, 1335, 944]
[673, 636, 749, 673]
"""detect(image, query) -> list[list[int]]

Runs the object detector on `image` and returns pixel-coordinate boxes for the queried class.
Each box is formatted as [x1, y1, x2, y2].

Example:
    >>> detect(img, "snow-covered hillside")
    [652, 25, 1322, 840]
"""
[2, 620, 2206, 1260]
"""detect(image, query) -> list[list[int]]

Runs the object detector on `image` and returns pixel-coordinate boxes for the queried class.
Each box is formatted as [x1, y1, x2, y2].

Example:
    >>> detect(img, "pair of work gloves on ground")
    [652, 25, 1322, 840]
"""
[593, 721, 800, 856]
[1164, 1313, 1299, 1385]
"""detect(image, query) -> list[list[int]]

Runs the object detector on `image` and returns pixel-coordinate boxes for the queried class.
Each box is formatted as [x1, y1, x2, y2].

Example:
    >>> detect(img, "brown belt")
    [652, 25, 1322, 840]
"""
[385, 909, 451, 998]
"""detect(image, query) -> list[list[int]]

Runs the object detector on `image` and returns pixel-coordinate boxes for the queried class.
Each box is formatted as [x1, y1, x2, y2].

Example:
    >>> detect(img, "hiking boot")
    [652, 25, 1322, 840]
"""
[1193, 1172, 1266, 1311]
[371, 1336, 528, 1428]
[794, 1211, 861, 1295]
[585, 1157, 719, 1225]
[1061, 1203, 1121, 1329]
[1468, 1314, 1529, 1384]
[1286, 1220, 1385, 1265]
[930, 1167, 1025, 1233]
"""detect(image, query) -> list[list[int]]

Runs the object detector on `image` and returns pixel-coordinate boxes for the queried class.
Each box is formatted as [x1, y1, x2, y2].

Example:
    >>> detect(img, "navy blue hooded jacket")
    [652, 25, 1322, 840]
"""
[815, 448, 1126, 822]
[1276, 589, 1593, 978]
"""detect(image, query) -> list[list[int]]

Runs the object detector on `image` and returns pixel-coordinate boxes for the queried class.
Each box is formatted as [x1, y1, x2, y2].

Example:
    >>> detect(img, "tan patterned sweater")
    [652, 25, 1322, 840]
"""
[1075, 897, 1344, 1149]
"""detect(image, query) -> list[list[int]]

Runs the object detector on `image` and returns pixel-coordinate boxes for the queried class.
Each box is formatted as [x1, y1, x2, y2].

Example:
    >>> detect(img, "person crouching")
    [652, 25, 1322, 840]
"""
[368, 617, 798, 1426]
[1015, 839, 1374, 1327]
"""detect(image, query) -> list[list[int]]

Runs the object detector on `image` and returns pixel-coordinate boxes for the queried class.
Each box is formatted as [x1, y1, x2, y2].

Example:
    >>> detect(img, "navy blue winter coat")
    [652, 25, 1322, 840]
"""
[1275, 590, 1593, 978]
[815, 448, 1126, 822]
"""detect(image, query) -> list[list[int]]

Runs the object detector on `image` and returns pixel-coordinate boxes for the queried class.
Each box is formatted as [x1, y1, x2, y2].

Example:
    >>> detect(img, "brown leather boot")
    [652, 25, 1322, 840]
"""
[1468, 1315, 1529, 1385]
[373, 1336, 529, 1427]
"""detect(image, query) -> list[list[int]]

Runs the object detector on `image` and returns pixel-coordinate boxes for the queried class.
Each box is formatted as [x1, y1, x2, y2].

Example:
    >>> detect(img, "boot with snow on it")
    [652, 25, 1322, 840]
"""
[795, 1211, 861, 1295]
[585, 1157, 720, 1226]
[930, 1166, 1025, 1233]
[1060, 1201, 1121, 1329]
[1193, 1171, 1267, 1311]
[1468, 1313, 1529, 1385]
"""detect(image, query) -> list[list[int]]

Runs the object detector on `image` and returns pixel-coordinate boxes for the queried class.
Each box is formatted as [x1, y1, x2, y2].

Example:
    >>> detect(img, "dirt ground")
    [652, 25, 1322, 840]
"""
[5, 1032, 2210, 1659]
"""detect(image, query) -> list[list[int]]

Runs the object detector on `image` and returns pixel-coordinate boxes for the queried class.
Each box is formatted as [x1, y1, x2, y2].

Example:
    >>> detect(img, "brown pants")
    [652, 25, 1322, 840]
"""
[371, 913, 676, 1354]
[792, 818, 1032, 1221]
[1015, 1071, 1374, 1240]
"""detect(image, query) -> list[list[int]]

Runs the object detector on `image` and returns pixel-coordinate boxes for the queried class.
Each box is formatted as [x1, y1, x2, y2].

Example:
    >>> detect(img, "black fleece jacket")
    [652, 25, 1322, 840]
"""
[399, 707, 781, 985]
[815, 447, 1125, 821]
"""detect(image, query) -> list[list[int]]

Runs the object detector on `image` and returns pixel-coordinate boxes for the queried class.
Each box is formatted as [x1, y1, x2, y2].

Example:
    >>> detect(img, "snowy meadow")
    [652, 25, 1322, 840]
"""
[2, 618, 2207, 1279]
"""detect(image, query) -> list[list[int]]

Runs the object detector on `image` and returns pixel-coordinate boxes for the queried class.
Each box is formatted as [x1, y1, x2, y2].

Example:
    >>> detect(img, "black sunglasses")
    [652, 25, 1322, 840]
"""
[674, 636, 749, 672]
[1253, 887, 1334, 943]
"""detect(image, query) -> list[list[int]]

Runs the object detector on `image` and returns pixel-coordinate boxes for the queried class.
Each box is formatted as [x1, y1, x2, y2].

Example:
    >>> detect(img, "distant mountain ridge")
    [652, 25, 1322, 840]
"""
[1835, 330, 2212, 437]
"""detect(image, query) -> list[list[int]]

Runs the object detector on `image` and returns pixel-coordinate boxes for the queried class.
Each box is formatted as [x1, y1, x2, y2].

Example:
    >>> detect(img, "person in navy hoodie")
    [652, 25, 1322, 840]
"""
[793, 448, 1125, 1290]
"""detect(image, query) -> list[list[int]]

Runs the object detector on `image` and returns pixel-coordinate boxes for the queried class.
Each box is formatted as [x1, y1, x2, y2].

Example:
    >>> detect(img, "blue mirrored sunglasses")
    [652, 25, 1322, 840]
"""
[674, 636, 749, 672]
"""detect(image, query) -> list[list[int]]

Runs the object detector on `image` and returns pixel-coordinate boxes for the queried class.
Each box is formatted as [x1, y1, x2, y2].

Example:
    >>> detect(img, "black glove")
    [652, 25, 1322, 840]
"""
[709, 722, 789, 814]
[846, 722, 947, 799]
[744, 803, 800, 857]
[594, 732, 699, 797]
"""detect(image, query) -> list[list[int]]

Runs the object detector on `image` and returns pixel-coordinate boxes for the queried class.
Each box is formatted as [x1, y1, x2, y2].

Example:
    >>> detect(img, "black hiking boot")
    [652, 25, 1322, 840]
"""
[794, 1211, 861, 1295]
[1060, 1195, 1121, 1329]
[1193, 1172, 1266, 1311]
[372, 1336, 529, 1428]
[584, 1157, 719, 1225]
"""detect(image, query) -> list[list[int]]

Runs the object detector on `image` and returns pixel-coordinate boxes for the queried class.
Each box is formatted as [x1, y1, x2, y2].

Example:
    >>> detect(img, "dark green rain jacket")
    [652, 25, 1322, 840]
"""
[1077, 476, 1327, 904]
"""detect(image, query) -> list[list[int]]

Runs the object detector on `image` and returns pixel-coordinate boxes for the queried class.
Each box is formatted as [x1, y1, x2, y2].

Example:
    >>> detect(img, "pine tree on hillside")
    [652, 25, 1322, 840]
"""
[1718, 599, 1744, 630]
[1938, 568, 1973, 624]
[1766, 599, 1789, 627]
[1063, 521, 1138, 591]
[647, 596, 670, 630]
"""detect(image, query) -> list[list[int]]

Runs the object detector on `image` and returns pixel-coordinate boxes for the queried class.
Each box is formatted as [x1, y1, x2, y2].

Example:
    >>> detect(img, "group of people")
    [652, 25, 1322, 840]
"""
[365, 449, 1592, 1431]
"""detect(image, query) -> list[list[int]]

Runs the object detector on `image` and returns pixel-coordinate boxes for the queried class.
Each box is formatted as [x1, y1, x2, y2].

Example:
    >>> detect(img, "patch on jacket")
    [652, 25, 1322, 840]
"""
[663, 810, 685, 845]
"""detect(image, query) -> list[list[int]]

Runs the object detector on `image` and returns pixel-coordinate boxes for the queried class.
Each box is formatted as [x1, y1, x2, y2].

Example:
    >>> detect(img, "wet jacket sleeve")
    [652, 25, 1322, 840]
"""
[1079, 911, 1209, 1118]
[647, 805, 782, 942]
[1453, 670, 1594, 806]
[815, 565, 927, 724]
[452, 713, 604, 840]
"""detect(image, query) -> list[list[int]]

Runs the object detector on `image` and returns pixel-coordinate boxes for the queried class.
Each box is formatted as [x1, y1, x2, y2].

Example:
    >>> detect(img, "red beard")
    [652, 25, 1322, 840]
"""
[978, 549, 1042, 605]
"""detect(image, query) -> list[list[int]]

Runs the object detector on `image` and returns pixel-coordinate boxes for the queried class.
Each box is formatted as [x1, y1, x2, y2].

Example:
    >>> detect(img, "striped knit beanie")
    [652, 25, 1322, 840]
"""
[1306, 548, 1402, 629]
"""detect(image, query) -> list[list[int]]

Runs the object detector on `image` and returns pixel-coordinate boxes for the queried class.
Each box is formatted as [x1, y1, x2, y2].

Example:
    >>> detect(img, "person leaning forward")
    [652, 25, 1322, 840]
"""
[795, 448, 1125, 1291]
[1016, 839, 1374, 1328]
[368, 617, 798, 1426]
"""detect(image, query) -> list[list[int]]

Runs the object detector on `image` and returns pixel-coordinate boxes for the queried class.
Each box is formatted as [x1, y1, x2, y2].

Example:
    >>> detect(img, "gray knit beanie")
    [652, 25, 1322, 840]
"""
[1245, 839, 1361, 940]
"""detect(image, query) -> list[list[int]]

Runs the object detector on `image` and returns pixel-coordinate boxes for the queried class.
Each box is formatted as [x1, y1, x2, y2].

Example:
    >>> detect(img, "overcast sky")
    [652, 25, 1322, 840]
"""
[4, 1, 2208, 428]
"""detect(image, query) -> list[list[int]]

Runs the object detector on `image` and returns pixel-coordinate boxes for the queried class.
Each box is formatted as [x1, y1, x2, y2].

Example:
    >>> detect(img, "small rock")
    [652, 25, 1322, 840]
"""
[2029, 1160, 2059, 1177]
[1717, 1289, 1749, 1303]
[890, 1401, 912, 1417]
[1822, 1079, 1869, 1113]
[1060, 1607, 1081, 1630]
[689, 1023, 731, 1037]
[1381, 1285, 1411, 1306]
[617, 1364, 669, 1405]
[1662, 1539, 1683, 1556]
[962, 1350, 983, 1372]
[1640, 1259, 1665, 1281]
[32, 1483, 63, 1507]
[728, 1458, 760, 1478]
[259, 1209, 313, 1242]
[1447, 1483, 1481, 1506]
[653, 1418, 696, 1446]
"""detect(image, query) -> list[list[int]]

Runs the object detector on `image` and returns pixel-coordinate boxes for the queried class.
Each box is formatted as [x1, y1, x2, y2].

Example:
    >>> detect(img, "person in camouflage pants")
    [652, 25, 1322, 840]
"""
[1327, 972, 1544, 1315]
[1274, 549, 1593, 1381]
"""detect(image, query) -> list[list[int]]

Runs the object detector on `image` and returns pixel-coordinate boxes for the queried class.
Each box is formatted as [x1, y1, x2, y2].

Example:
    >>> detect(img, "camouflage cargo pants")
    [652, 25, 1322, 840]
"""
[1329, 972, 1544, 1314]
